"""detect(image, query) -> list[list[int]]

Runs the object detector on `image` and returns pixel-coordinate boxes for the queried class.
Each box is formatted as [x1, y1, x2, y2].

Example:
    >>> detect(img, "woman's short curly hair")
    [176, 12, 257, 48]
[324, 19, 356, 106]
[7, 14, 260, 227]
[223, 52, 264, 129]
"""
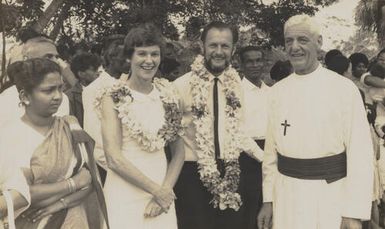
[123, 23, 166, 59]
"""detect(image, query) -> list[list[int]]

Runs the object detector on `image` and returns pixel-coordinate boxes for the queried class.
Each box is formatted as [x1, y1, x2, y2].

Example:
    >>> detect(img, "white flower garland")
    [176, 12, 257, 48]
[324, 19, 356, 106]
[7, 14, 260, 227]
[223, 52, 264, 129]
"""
[190, 55, 244, 211]
[95, 77, 183, 152]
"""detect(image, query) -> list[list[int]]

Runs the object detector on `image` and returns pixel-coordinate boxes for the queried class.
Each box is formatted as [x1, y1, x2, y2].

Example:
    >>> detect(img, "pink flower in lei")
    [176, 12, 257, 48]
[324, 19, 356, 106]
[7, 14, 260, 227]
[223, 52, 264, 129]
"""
[190, 55, 244, 211]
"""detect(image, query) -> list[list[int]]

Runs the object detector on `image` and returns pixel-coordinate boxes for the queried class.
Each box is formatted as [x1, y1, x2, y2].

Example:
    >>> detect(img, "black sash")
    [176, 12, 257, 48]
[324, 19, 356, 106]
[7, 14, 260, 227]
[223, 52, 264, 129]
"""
[255, 139, 265, 150]
[277, 152, 347, 183]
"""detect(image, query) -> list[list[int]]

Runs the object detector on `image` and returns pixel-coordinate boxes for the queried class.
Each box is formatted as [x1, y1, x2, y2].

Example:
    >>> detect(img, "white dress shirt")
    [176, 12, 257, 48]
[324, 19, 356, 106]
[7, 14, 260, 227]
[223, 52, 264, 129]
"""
[242, 78, 270, 140]
[173, 71, 263, 162]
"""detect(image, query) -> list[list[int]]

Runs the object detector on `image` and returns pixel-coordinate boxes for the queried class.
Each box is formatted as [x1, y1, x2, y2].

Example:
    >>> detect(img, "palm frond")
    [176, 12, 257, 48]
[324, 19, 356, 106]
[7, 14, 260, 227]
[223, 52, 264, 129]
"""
[355, 0, 379, 31]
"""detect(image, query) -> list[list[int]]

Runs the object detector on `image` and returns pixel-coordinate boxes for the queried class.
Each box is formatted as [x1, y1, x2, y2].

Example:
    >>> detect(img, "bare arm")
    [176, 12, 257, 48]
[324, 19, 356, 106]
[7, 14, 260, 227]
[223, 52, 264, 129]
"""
[162, 137, 185, 188]
[62, 186, 93, 208]
[29, 181, 70, 205]
[101, 95, 162, 195]
[31, 185, 89, 209]
[27, 186, 93, 222]
[364, 74, 385, 88]
[31, 193, 63, 209]
[29, 167, 91, 207]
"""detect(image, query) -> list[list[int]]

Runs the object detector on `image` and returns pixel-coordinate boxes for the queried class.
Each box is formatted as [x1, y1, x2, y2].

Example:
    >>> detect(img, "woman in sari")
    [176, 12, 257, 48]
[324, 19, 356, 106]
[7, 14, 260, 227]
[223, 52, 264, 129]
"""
[1, 58, 108, 229]
[96, 24, 185, 228]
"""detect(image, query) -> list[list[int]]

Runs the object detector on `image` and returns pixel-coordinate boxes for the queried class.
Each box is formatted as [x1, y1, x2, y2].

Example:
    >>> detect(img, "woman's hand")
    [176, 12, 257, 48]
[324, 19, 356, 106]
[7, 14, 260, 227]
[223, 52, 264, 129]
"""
[144, 199, 164, 218]
[72, 167, 92, 189]
[23, 202, 63, 223]
[152, 186, 175, 212]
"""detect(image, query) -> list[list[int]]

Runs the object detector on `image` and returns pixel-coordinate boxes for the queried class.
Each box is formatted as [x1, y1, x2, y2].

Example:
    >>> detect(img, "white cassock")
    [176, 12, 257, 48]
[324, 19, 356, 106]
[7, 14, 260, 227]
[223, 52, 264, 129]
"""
[263, 65, 374, 229]
[0, 85, 69, 128]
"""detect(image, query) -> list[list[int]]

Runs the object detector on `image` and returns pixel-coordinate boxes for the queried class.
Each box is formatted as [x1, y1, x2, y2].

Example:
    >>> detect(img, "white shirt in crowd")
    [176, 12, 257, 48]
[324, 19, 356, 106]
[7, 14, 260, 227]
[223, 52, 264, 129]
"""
[263, 65, 373, 228]
[241, 78, 270, 140]
[0, 85, 69, 128]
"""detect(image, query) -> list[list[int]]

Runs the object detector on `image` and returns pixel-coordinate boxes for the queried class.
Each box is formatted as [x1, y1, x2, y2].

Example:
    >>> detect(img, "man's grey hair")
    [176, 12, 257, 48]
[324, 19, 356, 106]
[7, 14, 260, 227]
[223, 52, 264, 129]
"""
[9, 36, 56, 64]
[22, 36, 56, 59]
[284, 14, 321, 37]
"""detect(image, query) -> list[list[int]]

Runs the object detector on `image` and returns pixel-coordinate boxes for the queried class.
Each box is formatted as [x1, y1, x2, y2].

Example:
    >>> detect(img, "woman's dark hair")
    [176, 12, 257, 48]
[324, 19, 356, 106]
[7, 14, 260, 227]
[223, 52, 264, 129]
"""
[369, 62, 385, 79]
[324, 49, 342, 69]
[70, 52, 101, 79]
[328, 55, 350, 75]
[349, 52, 369, 69]
[123, 23, 166, 59]
[7, 58, 61, 93]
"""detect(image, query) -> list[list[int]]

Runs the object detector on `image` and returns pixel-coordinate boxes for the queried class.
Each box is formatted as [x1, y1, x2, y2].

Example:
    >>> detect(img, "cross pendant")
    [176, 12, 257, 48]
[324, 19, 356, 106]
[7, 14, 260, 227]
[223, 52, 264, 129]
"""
[281, 120, 291, 136]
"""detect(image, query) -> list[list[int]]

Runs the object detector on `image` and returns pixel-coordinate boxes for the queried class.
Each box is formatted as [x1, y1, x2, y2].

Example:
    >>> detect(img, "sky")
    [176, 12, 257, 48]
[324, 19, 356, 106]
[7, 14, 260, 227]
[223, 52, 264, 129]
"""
[314, 0, 360, 50]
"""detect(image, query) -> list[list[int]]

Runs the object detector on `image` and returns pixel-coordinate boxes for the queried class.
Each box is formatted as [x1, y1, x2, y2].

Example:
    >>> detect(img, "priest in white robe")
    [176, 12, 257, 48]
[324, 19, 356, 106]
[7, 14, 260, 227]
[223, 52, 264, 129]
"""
[258, 14, 374, 229]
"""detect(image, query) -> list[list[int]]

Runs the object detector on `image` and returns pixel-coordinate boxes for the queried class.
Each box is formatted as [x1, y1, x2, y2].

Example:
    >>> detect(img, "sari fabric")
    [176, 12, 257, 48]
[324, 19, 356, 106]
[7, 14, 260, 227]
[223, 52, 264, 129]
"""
[16, 116, 108, 229]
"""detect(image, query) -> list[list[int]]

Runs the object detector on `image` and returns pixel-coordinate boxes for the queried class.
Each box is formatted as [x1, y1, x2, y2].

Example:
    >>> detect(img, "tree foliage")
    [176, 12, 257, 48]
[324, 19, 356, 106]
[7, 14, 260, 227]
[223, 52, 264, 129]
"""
[2, 0, 338, 47]
[0, 0, 341, 91]
[355, 0, 385, 47]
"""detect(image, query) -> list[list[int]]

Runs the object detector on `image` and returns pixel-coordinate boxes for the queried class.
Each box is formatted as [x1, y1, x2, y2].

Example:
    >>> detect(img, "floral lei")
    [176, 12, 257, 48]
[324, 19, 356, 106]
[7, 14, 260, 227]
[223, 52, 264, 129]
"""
[190, 55, 244, 211]
[96, 77, 183, 152]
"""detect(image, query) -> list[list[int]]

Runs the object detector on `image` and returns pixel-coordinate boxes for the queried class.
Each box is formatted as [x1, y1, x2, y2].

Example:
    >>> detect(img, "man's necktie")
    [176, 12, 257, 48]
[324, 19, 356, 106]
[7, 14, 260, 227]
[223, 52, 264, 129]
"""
[213, 77, 224, 175]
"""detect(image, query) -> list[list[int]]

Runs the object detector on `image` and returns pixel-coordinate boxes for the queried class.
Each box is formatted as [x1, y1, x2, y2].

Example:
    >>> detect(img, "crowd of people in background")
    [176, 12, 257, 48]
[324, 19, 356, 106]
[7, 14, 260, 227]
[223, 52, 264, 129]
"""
[0, 13, 383, 229]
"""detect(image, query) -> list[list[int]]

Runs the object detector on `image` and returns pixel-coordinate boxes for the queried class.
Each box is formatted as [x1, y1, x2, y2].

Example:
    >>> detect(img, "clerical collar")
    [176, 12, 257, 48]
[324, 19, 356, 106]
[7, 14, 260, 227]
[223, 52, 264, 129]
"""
[293, 63, 323, 79]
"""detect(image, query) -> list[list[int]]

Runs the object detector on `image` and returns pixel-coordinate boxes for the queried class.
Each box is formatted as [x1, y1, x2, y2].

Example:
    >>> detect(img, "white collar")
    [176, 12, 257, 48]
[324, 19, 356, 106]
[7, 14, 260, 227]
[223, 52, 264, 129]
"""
[242, 77, 268, 90]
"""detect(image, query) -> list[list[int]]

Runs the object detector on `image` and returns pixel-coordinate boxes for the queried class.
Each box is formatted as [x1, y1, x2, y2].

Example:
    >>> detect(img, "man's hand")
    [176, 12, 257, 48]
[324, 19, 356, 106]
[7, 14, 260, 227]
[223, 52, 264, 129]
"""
[340, 217, 362, 229]
[257, 202, 273, 229]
